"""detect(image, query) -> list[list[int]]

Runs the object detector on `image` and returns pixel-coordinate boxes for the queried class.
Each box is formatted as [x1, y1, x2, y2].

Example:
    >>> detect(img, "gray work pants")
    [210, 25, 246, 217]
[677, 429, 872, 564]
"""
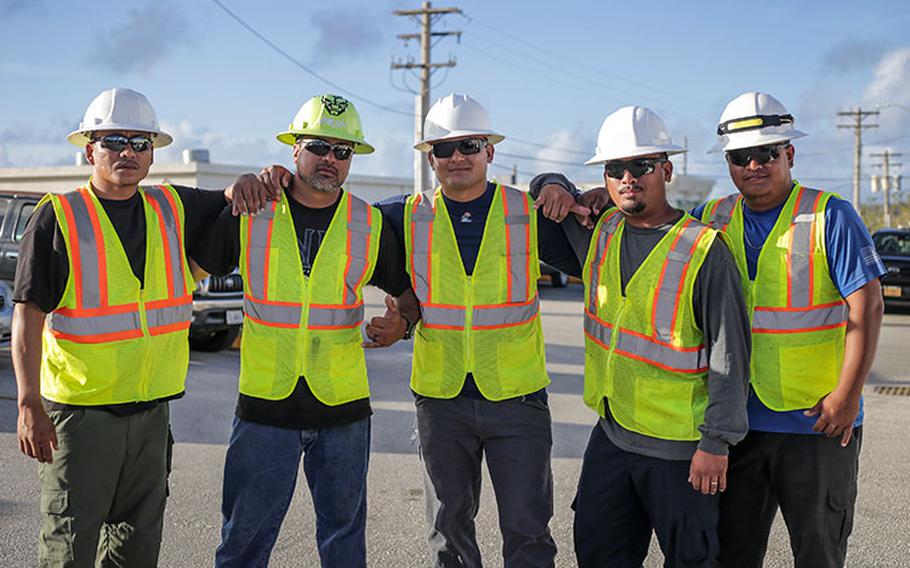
[415, 394, 556, 568]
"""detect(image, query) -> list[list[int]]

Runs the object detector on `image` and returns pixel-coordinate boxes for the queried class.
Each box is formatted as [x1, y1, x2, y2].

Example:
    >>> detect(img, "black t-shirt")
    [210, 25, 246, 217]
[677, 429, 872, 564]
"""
[13, 185, 229, 415]
[193, 189, 410, 431]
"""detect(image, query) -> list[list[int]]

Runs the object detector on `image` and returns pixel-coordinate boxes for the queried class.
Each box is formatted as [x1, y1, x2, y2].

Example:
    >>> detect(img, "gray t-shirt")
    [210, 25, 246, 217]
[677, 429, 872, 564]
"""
[531, 173, 751, 460]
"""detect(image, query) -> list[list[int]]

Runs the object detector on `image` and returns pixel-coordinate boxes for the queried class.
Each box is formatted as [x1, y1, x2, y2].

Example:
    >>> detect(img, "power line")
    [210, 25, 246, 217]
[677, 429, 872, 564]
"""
[461, 12, 716, 114]
[837, 107, 880, 211]
[210, 0, 412, 117]
[502, 136, 591, 157]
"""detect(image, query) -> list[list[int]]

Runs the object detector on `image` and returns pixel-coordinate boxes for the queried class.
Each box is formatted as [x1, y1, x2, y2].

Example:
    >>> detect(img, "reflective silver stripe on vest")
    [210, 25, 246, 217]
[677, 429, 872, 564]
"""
[309, 304, 364, 328]
[246, 204, 275, 299]
[343, 194, 372, 306]
[410, 192, 435, 301]
[707, 194, 738, 230]
[422, 304, 466, 328]
[652, 221, 707, 341]
[144, 186, 187, 297]
[752, 303, 847, 332]
[584, 312, 612, 346]
[502, 187, 531, 303]
[243, 295, 301, 327]
[146, 302, 193, 330]
[49, 310, 140, 337]
[788, 187, 822, 309]
[587, 212, 623, 314]
[473, 295, 539, 328]
[615, 330, 707, 373]
[62, 191, 102, 309]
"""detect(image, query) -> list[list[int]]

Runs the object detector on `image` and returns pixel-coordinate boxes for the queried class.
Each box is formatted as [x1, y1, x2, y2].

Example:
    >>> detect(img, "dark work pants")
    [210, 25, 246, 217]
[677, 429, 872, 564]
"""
[573, 424, 719, 568]
[717, 428, 862, 568]
[416, 395, 556, 568]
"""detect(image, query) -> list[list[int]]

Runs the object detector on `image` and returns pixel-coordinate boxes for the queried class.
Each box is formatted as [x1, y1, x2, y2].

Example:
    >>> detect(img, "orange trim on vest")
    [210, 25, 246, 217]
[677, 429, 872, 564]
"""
[57, 195, 84, 309]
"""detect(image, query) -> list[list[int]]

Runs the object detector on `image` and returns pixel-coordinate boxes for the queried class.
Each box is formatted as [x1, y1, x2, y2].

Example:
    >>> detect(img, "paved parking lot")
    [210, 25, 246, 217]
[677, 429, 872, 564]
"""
[2, 286, 909, 566]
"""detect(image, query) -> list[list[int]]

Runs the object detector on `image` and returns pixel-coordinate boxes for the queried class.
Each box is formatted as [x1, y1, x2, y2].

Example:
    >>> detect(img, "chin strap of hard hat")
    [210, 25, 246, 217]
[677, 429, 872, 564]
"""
[717, 114, 794, 136]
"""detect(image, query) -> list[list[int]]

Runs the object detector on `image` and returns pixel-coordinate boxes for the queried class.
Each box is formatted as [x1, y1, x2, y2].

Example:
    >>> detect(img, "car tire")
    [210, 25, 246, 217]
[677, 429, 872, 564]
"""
[551, 272, 569, 287]
[189, 327, 240, 352]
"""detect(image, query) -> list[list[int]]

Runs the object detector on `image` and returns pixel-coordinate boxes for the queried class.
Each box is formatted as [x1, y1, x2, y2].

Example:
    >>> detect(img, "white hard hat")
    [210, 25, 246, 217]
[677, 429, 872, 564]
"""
[586, 106, 685, 165]
[67, 88, 173, 148]
[415, 93, 504, 152]
[708, 92, 807, 153]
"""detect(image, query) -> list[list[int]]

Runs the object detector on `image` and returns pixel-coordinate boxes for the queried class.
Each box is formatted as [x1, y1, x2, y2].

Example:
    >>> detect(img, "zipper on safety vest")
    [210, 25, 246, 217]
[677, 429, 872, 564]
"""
[465, 278, 474, 372]
[138, 288, 150, 399]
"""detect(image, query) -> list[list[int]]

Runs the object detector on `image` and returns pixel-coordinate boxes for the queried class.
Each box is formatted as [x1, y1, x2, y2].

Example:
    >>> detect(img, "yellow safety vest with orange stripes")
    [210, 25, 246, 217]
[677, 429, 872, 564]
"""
[42, 183, 194, 405]
[583, 209, 717, 441]
[239, 190, 381, 405]
[404, 183, 548, 400]
[700, 182, 846, 411]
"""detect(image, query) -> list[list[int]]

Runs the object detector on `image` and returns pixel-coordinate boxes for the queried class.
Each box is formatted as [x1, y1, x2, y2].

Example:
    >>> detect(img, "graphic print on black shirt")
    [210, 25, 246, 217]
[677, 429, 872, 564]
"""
[298, 228, 326, 276]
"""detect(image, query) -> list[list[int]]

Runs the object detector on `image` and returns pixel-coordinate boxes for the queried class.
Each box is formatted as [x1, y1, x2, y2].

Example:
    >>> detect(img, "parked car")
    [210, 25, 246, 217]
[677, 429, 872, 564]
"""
[539, 261, 570, 287]
[0, 280, 13, 347]
[0, 189, 243, 351]
[872, 228, 910, 309]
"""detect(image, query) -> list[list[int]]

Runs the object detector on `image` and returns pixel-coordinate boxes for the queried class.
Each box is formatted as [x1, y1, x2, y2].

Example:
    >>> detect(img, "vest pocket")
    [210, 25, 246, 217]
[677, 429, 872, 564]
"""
[779, 341, 839, 407]
[631, 376, 698, 440]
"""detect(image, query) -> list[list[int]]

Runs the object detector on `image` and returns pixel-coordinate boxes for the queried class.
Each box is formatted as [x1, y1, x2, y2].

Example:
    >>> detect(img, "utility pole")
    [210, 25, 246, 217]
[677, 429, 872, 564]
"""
[837, 108, 879, 212]
[392, 2, 461, 194]
[871, 150, 902, 228]
[682, 136, 688, 175]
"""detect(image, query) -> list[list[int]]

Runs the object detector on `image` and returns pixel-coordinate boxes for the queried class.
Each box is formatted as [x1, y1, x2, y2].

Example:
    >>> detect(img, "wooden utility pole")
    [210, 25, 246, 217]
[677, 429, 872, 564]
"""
[392, 2, 461, 194]
[871, 150, 902, 228]
[837, 108, 879, 211]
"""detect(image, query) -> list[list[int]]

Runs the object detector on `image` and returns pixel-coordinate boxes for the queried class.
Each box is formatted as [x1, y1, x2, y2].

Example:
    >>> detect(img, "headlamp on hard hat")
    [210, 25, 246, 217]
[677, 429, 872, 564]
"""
[716, 114, 794, 136]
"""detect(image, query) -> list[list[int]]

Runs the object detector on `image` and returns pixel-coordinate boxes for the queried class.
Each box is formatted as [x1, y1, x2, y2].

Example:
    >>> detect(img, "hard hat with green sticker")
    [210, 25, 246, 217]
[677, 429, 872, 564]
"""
[277, 94, 374, 154]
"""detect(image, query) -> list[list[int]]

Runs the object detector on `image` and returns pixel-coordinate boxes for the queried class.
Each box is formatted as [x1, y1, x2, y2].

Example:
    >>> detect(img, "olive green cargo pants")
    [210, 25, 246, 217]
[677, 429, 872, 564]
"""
[37, 403, 173, 568]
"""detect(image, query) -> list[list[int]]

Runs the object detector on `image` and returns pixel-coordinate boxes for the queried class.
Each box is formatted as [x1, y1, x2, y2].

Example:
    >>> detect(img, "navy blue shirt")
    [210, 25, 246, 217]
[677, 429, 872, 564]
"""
[692, 185, 886, 434]
[376, 182, 549, 401]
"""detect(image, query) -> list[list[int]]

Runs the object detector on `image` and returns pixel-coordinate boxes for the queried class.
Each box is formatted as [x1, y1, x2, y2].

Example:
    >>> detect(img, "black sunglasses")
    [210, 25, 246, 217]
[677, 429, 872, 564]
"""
[297, 138, 354, 161]
[604, 158, 665, 180]
[431, 138, 487, 159]
[726, 143, 788, 167]
[91, 134, 153, 153]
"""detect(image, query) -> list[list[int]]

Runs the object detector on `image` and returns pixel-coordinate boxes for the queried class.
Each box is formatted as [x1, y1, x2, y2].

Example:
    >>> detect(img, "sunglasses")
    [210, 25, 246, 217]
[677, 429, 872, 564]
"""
[726, 143, 788, 167]
[92, 134, 153, 153]
[298, 138, 354, 161]
[431, 138, 487, 159]
[604, 158, 665, 180]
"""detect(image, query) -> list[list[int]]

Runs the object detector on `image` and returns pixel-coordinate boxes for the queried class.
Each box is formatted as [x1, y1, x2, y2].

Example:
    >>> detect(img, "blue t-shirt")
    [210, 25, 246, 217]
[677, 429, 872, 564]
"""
[691, 186, 886, 434]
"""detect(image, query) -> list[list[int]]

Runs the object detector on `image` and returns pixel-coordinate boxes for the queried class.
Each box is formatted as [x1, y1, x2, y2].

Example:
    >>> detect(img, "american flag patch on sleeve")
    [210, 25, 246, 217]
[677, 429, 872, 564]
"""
[861, 245, 884, 269]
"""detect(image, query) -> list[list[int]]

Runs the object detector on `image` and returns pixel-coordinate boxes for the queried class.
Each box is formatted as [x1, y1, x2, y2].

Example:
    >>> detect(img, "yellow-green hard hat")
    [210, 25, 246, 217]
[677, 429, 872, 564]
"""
[277, 94, 374, 154]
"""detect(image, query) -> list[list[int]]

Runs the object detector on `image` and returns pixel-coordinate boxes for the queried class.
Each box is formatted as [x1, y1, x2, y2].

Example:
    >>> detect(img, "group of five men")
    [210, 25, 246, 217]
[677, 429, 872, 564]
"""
[14, 86, 884, 568]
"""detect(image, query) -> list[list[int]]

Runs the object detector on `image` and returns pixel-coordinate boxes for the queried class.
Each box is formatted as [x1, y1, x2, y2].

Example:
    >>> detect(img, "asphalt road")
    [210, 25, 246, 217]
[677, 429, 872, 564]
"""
[1, 285, 909, 567]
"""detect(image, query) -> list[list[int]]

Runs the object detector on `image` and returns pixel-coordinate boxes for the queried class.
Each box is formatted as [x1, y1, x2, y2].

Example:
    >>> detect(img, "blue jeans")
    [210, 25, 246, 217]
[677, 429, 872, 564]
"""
[214, 416, 370, 568]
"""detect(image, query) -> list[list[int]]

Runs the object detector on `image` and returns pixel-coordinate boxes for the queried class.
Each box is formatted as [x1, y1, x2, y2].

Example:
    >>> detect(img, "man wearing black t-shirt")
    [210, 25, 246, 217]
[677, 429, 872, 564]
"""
[12, 88, 273, 567]
[200, 95, 416, 568]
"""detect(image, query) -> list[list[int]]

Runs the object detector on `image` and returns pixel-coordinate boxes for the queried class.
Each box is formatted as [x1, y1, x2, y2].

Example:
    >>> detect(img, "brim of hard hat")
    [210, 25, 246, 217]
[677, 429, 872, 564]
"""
[276, 131, 375, 154]
[66, 125, 173, 148]
[414, 130, 505, 152]
[708, 130, 807, 154]
[585, 145, 686, 166]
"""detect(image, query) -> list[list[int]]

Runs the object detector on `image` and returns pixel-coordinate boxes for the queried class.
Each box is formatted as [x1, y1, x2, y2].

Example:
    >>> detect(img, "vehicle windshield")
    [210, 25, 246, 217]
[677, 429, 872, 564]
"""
[874, 232, 910, 256]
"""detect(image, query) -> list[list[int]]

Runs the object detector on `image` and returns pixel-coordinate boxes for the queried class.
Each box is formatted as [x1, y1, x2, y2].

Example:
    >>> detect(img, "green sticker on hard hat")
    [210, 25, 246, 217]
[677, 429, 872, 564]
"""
[322, 95, 350, 117]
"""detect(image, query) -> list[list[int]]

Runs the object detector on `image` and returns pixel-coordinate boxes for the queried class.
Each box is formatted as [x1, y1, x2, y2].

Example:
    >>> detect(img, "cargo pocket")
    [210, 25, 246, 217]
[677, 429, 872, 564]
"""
[678, 508, 720, 566]
[165, 428, 175, 498]
[39, 490, 74, 563]
[827, 486, 855, 545]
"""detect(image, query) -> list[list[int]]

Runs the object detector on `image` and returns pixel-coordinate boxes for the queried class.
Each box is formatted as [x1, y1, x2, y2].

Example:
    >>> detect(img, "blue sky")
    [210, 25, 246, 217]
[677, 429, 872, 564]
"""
[2, 0, 909, 200]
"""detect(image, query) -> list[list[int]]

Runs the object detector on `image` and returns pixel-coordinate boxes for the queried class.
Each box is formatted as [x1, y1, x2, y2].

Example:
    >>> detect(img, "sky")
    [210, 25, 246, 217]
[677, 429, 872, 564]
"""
[2, 0, 909, 201]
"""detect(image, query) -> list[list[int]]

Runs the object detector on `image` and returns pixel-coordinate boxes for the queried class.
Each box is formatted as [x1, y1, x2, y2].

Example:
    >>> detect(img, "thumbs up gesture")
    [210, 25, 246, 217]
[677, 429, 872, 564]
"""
[363, 295, 408, 348]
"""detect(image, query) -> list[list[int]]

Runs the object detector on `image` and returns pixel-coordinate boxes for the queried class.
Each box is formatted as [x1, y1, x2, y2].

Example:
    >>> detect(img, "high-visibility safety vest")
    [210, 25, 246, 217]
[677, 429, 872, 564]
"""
[41, 183, 194, 405]
[404, 183, 548, 400]
[583, 209, 718, 441]
[239, 191, 381, 404]
[701, 182, 847, 411]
